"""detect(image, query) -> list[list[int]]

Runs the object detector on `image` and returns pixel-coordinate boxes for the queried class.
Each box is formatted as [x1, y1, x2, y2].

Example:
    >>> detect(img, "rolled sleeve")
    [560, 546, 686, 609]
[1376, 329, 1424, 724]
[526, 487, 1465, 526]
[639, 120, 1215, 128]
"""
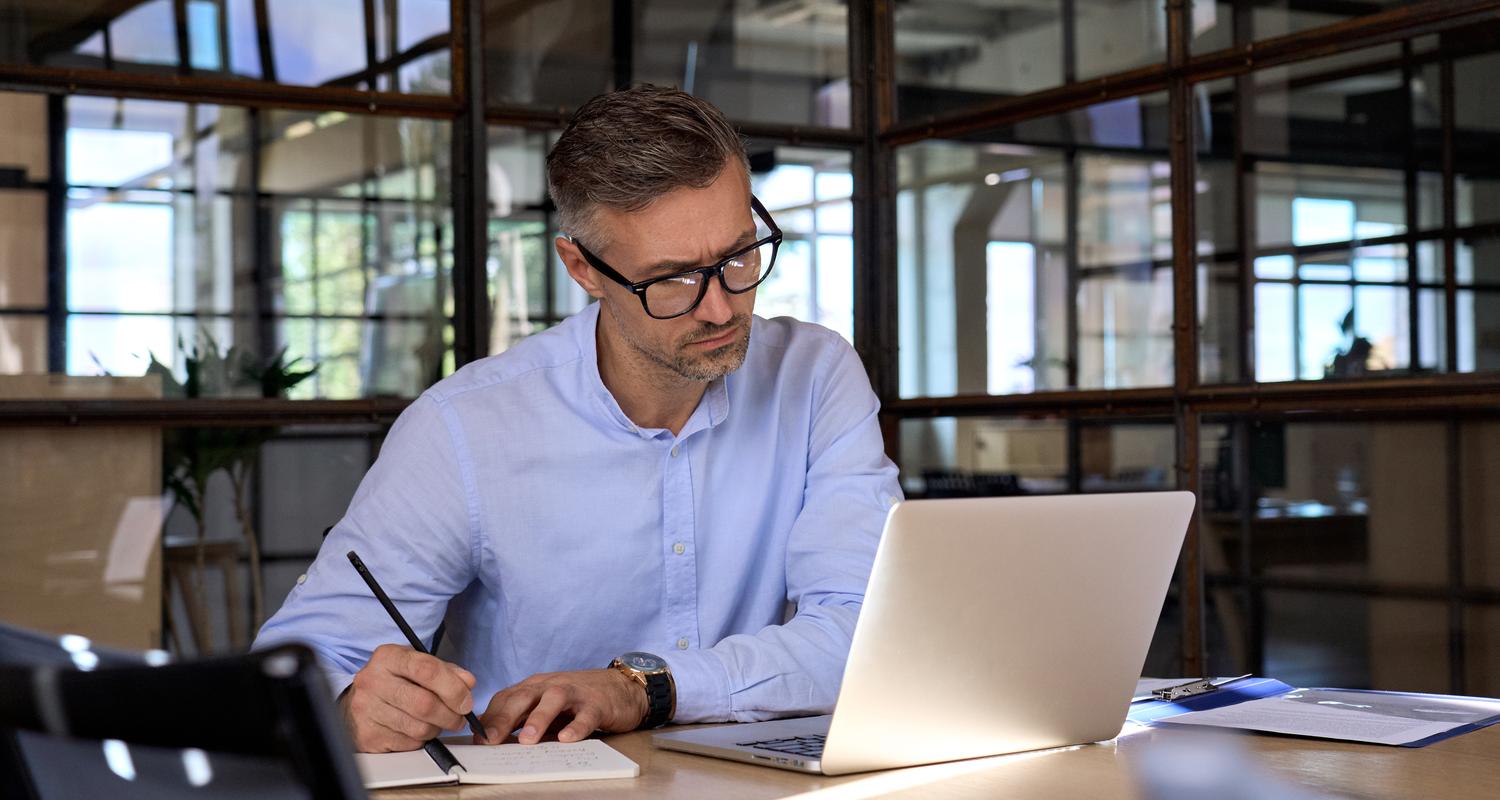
[252, 392, 480, 687]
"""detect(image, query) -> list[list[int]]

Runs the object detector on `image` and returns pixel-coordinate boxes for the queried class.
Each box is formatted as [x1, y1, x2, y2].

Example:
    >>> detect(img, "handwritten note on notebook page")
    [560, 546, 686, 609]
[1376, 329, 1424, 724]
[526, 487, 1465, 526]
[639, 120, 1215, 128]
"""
[355, 740, 640, 789]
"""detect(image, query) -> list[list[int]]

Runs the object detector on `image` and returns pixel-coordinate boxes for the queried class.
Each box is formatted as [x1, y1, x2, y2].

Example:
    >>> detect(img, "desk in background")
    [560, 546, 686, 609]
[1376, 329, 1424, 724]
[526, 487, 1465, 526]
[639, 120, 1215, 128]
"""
[373, 721, 1500, 799]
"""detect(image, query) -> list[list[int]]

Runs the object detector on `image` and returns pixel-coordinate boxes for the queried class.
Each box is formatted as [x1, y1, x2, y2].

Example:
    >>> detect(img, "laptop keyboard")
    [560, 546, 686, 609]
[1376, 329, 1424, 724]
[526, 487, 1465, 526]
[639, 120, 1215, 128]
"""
[737, 734, 826, 759]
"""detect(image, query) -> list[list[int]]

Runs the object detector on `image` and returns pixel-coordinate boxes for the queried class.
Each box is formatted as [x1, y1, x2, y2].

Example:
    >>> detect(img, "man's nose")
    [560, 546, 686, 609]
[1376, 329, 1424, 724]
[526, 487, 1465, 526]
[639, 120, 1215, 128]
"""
[692, 273, 735, 325]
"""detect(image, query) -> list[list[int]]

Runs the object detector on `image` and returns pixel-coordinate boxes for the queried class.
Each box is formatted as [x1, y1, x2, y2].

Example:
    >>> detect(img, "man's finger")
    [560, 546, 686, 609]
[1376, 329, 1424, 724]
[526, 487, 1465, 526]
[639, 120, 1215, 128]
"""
[367, 695, 441, 745]
[390, 678, 465, 731]
[480, 686, 541, 741]
[518, 686, 571, 745]
[388, 649, 475, 717]
[558, 705, 602, 743]
[362, 715, 426, 753]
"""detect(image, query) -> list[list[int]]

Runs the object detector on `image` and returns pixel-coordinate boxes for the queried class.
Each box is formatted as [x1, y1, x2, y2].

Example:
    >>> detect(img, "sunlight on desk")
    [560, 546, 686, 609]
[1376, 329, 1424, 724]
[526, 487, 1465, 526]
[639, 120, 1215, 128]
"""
[777, 743, 1088, 800]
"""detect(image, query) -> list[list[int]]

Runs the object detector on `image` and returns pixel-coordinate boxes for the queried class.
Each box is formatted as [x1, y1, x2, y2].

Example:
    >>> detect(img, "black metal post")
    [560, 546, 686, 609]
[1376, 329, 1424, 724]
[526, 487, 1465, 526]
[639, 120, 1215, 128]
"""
[612, 0, 634, 91]
[45, 95, 67, 375]
[1447, 416, 1465, 693]
[850, 0, 897, 399]
[1169, 0, 1205, 678]
[451, 0, 490, 366]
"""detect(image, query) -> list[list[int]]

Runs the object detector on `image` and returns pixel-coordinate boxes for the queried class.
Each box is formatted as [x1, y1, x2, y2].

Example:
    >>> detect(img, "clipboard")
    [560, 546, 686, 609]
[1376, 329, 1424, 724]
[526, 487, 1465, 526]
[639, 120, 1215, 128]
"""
[1127, 677, 1500, 747]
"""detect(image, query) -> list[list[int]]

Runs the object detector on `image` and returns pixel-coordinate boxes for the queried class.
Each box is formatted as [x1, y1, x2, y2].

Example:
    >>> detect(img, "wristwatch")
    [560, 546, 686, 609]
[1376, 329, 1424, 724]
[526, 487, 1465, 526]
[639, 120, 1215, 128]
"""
[608, 651, 676, 730]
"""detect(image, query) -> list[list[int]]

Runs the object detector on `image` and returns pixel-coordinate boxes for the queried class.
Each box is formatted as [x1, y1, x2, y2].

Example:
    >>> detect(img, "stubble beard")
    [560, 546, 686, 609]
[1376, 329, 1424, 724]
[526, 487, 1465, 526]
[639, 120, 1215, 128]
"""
[618, 313, 752, 383]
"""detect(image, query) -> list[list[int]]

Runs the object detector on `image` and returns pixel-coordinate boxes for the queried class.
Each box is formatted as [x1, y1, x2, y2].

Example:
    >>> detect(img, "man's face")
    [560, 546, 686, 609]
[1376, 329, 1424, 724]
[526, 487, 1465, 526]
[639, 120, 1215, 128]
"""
[565, 162, 759, 383]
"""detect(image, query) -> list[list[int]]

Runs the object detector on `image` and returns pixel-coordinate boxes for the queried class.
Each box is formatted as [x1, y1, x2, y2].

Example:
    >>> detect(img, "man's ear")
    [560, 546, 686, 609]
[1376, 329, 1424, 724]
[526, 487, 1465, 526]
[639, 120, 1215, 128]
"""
[556, 236, 606, 301]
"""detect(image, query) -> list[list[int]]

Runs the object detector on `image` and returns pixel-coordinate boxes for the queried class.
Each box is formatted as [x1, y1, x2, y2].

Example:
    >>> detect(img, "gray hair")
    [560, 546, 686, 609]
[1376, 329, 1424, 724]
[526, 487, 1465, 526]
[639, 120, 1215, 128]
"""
[546, 85, 750, 250]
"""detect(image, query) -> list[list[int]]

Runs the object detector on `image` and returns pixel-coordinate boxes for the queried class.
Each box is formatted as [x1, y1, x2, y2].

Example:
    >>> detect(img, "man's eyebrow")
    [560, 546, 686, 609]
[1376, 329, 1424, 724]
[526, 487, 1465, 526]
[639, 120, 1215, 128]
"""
[641, 229, 758, 278]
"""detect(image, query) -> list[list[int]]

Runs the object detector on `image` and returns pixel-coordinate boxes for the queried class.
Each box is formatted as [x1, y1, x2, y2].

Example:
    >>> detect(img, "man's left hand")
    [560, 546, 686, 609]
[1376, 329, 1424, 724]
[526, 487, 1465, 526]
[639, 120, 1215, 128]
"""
[477, 668, 648, 745]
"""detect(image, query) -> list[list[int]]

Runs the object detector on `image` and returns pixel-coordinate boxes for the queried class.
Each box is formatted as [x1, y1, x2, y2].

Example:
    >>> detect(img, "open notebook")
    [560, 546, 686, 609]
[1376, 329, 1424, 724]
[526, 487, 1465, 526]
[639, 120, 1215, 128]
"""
[354, 740, 640, 789]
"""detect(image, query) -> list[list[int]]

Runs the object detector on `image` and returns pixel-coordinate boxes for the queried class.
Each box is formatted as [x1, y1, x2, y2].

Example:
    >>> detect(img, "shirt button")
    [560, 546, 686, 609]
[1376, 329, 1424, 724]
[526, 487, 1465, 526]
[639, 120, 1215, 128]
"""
[296, 574, 307, 585]
[673, 542, 686, 555]
[676, 638, 690, 650]
[670, 446, 680, 458]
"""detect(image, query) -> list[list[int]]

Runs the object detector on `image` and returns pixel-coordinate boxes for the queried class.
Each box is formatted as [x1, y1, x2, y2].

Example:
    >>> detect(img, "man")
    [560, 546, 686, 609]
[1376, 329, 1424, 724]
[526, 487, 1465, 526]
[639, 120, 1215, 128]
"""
[254, 85, 902, 753]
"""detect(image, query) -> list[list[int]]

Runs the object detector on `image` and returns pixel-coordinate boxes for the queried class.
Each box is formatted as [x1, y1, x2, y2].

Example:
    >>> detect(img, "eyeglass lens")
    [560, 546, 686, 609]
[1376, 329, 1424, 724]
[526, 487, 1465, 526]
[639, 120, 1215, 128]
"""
[642, 240, 776, 317]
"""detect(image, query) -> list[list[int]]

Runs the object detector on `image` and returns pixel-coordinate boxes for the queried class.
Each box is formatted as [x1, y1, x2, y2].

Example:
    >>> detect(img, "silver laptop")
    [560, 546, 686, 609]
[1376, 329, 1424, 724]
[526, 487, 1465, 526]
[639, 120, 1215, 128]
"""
[653, 491, 1195, 775]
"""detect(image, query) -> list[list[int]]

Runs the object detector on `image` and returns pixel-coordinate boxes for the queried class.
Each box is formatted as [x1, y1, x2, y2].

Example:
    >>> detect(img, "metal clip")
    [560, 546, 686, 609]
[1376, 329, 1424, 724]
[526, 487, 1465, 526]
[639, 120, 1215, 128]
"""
[1153, 678, 1219, 702]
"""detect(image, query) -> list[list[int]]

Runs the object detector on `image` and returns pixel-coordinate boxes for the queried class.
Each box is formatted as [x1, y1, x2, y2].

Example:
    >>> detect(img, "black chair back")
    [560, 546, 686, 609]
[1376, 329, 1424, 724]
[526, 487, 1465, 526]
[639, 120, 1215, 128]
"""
[0, 621, 366, 799]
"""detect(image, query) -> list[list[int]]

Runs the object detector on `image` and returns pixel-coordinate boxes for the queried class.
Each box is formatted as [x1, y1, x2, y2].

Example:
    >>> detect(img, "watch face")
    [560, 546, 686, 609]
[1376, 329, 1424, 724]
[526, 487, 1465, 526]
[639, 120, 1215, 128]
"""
[622, 651, 666, 672]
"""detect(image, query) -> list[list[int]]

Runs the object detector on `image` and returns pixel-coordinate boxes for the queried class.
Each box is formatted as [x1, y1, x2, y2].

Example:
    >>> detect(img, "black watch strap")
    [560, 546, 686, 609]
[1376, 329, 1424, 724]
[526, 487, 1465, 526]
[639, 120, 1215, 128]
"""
[640, 671, 673, 730]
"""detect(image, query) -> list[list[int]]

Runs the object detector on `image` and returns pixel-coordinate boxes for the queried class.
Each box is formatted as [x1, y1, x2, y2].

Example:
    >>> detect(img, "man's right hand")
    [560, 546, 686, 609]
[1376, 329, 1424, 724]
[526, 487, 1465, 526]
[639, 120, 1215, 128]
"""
[341, 643, 498, 752]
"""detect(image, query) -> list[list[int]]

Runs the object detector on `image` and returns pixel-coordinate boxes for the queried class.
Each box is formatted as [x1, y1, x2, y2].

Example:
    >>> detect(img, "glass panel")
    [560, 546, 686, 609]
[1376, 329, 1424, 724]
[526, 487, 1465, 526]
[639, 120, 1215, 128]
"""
[1454, 51, 1500, 228]
[1194, 91, 1244, 384]
[1469, 607, 1500, 697]
[5, 0, 450, 92]
[1417, 287, 1446, 371]
[483, 0, 850, 127]
[1461, 420, 1500, 590]
[1143, 589, 1185, 678]
[896, 416, 1175, 498]
[481, 0, 613, 110]
[1255, 261, 1420, 382]
[0, 91, 50, 181]
[0, 95, 456, 400]
[898, 417, 1067, 497]
[1248, 57, 1406, 166]
[0, 315, 47, 373]
[0, 190, 47, 310]
[1454, 233, 1500, 373]
[636, 0, 849, 127]
[750, 146, 855, 343]
[1079, 422, 1175, 492]
[895, 0, 1166, 121]
[1202, 417, 1459, 686]
[1199, 260, 1240, 383]
[1200, 419, 1451, 586]
[1194, 1, 1412, 55]
[0, 421, 382, 654]
[0, 419, 167, 650]
[1197, 48, 1460, 385]
[1253, 282, 1295, 382]
[1190, 0, 1234, 55]
[1261, 592, 1448, 691]
[1253, 164, 1407, 251]
[257, 432, 377, 556]
[162, 424, 381, 654]
[897, 94, 1171, 399]
[486, 126, 555, 354]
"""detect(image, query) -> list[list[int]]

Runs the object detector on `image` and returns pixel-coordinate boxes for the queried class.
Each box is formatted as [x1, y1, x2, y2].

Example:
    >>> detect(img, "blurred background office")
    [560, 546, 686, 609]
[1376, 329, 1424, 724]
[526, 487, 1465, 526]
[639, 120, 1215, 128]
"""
[0, 0, 1497, 697]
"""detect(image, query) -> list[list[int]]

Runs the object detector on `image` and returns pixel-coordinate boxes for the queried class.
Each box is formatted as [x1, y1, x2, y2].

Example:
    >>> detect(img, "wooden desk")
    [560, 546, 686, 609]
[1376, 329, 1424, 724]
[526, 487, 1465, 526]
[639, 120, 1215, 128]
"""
[373, 722, 1500, 799]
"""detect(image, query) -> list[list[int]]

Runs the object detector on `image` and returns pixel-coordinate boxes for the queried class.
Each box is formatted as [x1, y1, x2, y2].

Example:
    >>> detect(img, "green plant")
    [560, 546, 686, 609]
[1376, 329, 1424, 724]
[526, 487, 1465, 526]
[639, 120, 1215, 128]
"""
[148, 334, 317, 644]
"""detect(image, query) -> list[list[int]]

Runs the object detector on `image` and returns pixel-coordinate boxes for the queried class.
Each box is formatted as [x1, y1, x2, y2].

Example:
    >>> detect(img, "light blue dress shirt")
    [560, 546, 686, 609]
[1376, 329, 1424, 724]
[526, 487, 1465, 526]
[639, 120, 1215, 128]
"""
[254, 302, 903, 723]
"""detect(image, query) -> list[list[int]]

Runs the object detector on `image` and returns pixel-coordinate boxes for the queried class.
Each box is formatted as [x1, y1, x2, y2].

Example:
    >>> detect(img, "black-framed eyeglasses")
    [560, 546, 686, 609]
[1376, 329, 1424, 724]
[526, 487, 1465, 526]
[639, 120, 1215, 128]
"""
[574, 196, 783, 320]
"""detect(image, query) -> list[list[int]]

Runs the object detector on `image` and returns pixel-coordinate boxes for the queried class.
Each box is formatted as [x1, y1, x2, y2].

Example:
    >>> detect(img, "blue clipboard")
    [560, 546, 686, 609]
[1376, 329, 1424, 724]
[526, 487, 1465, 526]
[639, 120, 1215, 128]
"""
[1127, 677, 1500, 747]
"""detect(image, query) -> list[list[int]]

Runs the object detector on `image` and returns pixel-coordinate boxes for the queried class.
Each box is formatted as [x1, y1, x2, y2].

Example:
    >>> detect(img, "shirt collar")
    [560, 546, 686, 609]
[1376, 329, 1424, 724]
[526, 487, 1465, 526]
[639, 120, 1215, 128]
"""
[576, 302, 734, 438]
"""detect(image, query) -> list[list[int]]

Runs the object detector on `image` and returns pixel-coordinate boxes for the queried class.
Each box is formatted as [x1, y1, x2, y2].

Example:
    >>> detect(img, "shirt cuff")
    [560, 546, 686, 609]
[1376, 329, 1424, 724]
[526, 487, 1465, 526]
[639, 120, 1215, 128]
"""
[326, 671, 356, 704]
[662, 647, 732, 723]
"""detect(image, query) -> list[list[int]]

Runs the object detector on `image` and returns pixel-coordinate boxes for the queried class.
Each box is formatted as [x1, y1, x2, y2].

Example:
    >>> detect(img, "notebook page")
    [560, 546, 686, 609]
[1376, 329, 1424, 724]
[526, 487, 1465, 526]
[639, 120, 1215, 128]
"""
[354, 748, 454, 789]
[446, 740, 640, 784]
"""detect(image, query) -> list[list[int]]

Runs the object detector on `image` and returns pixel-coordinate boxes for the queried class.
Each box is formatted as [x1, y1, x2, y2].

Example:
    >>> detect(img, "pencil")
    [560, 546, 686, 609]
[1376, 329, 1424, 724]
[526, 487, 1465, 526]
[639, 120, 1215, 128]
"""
[346, 549, 486, 738]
